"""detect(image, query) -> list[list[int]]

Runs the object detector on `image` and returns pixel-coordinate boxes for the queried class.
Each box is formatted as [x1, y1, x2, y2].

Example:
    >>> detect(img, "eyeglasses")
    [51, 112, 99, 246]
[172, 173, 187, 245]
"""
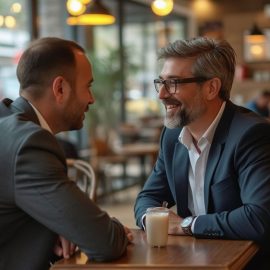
[154, 77, 209, 95]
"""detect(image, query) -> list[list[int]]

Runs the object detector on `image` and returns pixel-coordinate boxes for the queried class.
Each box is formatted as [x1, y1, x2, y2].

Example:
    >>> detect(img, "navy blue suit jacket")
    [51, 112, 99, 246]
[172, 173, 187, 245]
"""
[135, 101, 270, 244]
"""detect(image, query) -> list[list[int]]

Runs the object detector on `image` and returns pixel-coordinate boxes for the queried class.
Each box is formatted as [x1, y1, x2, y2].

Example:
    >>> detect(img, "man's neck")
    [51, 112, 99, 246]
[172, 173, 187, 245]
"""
[21, 93, 57, 134]
[188, 100, 224, 143]
[28, 102, 53, 134]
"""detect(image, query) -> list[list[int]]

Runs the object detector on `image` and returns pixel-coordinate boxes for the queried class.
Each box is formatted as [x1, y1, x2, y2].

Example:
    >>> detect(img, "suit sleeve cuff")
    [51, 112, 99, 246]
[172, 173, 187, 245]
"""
[141, 214, 146, 230]
[191, 216, 198, 233]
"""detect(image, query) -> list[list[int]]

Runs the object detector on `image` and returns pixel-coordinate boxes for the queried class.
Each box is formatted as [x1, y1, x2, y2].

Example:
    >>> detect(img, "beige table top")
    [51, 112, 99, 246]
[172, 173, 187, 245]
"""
[51, 229, 258, 270]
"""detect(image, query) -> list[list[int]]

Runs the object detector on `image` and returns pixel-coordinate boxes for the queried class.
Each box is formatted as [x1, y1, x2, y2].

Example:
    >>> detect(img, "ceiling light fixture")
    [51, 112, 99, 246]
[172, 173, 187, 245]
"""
[0, 15, 17, 28]
[244, 23, 266, 62]
[81, 0, 91, 4]
[151, 0, 174, 16]
[67, 0, 115, 26]
[10, 3, 22, 13]
[66, 0, 86, 16]
[246, 23, 265, 43]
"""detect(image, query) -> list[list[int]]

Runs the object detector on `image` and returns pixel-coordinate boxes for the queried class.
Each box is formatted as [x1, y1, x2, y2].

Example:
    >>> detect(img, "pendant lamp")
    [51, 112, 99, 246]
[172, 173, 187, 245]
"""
[67, 0, 115, 26]
[151, 0, 174, 16]
[247, 23, 265, 43]
[244, 23, 266, 62]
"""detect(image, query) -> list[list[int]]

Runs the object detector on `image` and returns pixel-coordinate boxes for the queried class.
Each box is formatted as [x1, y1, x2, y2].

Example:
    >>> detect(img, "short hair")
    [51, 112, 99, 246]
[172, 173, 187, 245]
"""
[17, 37, 85, 99]
[157, 37, 236, 101]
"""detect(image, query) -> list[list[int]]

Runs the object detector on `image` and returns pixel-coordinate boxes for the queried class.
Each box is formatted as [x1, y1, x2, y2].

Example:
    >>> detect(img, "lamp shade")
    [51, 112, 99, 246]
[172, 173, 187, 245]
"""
[249, 23, 264, 35]
[67, 0, 115, 25]
[247, 23, 265, 43]
[244, 23, 266, 62]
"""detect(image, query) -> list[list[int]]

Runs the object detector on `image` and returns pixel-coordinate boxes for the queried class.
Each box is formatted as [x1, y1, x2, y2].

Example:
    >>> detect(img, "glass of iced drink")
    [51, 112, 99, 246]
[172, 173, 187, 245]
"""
[145, 207, 169, 247]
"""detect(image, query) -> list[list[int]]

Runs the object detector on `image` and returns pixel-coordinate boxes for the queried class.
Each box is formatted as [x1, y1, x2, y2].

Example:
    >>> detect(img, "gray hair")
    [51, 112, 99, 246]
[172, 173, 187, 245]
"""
[157, 37, 236, 100]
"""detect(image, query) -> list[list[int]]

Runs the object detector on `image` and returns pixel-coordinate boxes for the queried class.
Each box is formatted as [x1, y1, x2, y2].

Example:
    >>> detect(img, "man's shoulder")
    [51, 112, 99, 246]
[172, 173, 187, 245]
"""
[224, 102, 270, 142]
[0, 98, 14, 117]
[232, 103, 269, 125]
[226, 101, 266, 123]
[0, 97, 40, 130]
[0, 107, 48, 146]
[245, 100, 256, 110]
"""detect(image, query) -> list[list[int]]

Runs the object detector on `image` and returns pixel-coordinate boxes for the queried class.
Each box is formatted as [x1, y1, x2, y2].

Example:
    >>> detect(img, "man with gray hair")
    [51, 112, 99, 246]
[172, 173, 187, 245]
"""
[135, 37, 270, 269]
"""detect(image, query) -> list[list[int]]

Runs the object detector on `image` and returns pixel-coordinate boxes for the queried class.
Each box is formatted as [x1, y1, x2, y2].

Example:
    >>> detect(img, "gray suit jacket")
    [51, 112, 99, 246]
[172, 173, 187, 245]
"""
[0, 97, 128, 270]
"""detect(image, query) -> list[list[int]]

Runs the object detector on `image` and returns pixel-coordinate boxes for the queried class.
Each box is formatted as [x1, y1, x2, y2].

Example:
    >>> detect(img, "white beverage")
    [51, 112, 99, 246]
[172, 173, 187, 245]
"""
[145, 207, 169, 247]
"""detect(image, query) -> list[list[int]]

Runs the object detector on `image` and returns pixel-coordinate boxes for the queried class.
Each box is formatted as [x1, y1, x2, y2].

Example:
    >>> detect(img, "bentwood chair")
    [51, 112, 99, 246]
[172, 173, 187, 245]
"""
[66, 158, 97, 201]
[90, 138, 128, 198]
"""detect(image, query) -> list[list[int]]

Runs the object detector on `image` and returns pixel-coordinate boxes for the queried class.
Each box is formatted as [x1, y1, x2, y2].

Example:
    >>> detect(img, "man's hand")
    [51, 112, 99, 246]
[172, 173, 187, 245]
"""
[111, 216, 133, 243]
[168, 210, 184, 235]
[124, 226, 134, 243]
[53, 235, 77, 259]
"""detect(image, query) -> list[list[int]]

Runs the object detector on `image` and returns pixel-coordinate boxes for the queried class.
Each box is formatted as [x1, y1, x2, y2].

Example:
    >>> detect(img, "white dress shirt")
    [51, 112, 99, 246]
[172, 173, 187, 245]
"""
[29, 102, 53, 134]
[179, 102, 226, 217]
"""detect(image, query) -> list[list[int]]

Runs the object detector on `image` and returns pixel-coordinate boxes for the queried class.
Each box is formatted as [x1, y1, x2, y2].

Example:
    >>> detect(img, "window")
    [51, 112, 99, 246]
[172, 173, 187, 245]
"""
[0, 0, 30, 99]
[90, 0, 189, 127]
[123, 1, 188, 122]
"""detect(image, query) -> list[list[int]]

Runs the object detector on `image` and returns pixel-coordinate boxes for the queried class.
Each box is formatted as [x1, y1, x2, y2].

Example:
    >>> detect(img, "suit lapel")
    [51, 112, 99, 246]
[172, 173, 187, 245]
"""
[204, 101, 235, 212]
[173, 142, 192, 217]
[204, 143, 223, 212]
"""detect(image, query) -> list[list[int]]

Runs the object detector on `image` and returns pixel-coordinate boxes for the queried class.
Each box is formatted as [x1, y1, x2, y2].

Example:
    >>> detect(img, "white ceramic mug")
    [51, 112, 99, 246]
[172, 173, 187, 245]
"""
[145, 207, 169, 247]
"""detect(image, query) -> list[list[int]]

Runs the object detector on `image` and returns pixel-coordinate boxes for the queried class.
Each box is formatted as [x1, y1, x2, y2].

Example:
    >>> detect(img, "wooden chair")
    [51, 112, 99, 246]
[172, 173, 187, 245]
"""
[90, 138, 128, 198]
[66, 158, 97, 201]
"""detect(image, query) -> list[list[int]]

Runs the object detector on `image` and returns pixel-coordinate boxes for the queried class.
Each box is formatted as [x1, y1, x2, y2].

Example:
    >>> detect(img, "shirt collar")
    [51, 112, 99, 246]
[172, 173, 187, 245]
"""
[179, 101, 226, 150]
[29, 102, 53, 134]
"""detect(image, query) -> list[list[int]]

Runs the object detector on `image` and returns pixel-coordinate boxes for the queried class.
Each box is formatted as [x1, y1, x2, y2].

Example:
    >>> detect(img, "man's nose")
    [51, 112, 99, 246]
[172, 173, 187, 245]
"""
[88, 91, 95, 104]
[158, 84, 170, 99]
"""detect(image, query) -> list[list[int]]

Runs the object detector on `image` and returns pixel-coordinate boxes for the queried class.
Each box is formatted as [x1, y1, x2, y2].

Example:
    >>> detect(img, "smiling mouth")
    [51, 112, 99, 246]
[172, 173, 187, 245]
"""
[166, 104, 179, 110]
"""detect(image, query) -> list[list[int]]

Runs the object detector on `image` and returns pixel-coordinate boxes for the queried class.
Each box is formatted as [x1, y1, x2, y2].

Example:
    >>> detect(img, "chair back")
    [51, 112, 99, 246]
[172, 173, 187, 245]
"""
[66, 159, 97, 201]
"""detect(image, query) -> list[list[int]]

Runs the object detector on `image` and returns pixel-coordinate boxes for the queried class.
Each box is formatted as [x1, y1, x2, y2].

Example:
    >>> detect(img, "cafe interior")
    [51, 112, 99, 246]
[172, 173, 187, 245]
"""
[1, 0, 270, 267]
[1, 0, 270, 218]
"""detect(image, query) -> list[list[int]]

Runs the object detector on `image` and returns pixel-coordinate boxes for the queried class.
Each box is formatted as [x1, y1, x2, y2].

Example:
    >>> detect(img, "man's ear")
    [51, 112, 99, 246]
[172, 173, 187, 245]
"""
[52, 76, 70, 104]
[206, 77, 221, 100]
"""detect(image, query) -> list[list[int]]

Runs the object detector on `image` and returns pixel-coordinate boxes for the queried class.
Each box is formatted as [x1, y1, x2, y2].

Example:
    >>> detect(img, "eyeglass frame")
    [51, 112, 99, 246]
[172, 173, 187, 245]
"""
[154, 77, 209, 95]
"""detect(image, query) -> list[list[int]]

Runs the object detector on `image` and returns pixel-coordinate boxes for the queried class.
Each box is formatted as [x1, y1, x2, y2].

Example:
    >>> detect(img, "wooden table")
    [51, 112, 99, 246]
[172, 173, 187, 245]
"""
[50, 229, 258, 270]
[117, 143, 159, 186]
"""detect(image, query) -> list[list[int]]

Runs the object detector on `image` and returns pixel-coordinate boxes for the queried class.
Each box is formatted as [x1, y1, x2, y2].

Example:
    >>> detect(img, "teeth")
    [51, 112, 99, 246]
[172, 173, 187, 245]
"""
[167, 105, 177, 109]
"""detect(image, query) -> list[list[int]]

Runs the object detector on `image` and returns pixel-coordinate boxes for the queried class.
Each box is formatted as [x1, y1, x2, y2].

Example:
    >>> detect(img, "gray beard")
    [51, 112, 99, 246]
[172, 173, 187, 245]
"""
[164, 114, 180, 128]
[164, 110, 190, 129]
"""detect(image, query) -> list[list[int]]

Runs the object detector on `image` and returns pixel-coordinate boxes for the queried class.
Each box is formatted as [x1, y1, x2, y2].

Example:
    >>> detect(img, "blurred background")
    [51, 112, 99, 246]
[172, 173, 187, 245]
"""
[1, 0, 270, 225]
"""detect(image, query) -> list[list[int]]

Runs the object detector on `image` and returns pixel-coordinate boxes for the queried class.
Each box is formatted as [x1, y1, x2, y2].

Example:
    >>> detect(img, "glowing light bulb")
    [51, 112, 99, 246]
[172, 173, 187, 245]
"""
[11, 3, 22, 13]
[250, 45, 263, 57]
[66, 0, 86, 16]
[151, 0, 174, 16]
[5, 16, 16, 28]
[0, 15, 4, 27]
